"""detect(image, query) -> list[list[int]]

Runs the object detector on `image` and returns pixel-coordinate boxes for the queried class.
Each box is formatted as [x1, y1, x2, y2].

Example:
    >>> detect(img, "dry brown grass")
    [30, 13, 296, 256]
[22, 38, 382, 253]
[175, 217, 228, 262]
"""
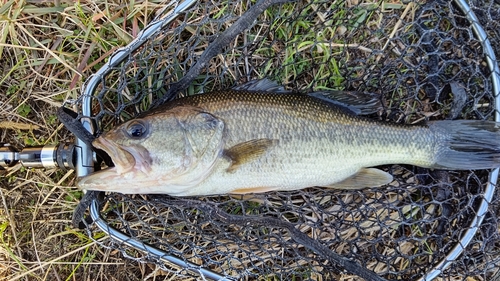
[2, 0, 499, 280]
[0, 0, 182, 280]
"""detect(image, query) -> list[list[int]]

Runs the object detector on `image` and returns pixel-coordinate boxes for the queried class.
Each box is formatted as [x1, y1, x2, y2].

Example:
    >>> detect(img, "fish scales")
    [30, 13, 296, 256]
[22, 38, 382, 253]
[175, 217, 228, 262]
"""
[77, 88, 485, 196]
[164, 92, 436, 195]
[163, 90, 437, 162]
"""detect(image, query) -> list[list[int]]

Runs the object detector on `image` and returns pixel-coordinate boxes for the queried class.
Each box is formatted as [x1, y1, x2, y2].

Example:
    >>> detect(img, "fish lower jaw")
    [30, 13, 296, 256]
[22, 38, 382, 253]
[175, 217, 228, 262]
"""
[77, 167, 150, 192]
[77, 168, 199, 195]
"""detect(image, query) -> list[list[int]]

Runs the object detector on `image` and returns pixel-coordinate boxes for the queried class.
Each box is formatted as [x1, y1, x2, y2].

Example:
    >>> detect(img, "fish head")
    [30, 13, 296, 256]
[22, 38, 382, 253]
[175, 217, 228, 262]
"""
[77, 106, 225, 194]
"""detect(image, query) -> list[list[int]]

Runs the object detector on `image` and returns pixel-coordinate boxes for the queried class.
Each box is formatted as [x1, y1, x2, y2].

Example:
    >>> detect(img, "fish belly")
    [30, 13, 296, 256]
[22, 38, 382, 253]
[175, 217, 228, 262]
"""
[179, 122, 435, 196]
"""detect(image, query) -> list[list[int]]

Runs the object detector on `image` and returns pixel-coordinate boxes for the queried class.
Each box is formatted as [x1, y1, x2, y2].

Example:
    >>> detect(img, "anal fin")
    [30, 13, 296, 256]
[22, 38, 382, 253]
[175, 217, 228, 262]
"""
[324, 168, 393, 190]
[230, 186, 279, 194]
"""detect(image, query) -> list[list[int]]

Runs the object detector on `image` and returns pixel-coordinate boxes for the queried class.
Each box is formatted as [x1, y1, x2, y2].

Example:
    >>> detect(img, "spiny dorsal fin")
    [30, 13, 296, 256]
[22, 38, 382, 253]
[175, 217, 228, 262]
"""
[308, 91, 382, 115]
[224, 139, 277, 173]
[232, 79, 288, 93]
[323, 168, 393, 190]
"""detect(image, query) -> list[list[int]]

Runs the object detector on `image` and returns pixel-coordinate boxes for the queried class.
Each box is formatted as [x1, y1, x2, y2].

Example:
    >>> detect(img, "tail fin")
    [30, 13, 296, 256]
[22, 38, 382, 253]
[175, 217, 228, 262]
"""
[430, 120, 500, 170]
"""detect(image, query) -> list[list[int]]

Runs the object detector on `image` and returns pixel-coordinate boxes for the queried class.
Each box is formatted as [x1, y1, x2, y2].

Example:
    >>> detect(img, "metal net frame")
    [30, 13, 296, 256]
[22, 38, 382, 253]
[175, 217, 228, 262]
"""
[68, 0, 500, 280]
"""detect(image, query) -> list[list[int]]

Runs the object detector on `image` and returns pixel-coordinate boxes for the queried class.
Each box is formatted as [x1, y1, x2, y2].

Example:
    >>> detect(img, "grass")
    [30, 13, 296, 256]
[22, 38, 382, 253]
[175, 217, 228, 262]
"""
[1, 0, 499, 280]
[0, 1, 183, 280]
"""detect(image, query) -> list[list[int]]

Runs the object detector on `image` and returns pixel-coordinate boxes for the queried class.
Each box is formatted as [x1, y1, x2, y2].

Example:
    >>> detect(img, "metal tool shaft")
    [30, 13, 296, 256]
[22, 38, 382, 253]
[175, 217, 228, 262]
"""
[0, 143, 76, 170]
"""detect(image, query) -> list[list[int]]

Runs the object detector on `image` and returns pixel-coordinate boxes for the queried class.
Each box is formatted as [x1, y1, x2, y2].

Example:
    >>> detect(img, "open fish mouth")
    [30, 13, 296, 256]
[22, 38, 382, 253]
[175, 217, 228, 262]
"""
[76, 137, 136, 191]
[92, 137, 136, 174]
[77, 137, 153, 191]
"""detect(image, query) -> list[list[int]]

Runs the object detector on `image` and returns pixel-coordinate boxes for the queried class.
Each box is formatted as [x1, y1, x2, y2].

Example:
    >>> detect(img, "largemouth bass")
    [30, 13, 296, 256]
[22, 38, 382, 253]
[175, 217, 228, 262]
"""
[78, 80, 500, 196]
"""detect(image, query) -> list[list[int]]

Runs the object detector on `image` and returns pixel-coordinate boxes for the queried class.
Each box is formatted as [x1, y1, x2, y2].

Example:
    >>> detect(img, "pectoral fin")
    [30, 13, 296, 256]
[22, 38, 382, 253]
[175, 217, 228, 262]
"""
[324, 168, 393, 190]
[224, 139, 277, 173]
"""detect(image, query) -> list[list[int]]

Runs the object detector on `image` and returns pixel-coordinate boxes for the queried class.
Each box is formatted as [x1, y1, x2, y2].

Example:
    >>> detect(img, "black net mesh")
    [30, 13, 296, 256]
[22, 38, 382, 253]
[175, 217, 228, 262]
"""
[70, 0, 500, 280]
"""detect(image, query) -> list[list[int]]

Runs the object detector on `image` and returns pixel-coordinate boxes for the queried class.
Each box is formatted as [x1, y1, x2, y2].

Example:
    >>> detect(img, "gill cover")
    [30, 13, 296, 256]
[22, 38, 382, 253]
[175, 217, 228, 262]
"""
[77, 106, 225, 194]
[166, 106, 226, 189]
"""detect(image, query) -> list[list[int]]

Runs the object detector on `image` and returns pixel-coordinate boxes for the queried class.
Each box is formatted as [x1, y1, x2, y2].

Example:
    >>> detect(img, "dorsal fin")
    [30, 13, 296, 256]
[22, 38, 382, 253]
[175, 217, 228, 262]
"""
[308, 91, 382, 115]
[232, 78, 288, 93]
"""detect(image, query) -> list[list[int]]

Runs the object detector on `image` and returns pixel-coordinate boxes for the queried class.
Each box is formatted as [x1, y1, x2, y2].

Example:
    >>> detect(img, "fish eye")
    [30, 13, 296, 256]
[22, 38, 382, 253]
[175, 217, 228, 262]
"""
[125, 120, 149, 139]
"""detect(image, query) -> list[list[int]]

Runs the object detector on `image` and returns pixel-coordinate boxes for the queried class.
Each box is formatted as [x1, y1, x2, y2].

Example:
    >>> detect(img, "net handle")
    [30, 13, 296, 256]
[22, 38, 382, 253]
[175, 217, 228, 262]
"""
[78, 0, 500, 279]
[89, 199, 235, 280]
[75, 0, 197, 177]
[420, 0, 500, 279]
[76, 0, 230, 279]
